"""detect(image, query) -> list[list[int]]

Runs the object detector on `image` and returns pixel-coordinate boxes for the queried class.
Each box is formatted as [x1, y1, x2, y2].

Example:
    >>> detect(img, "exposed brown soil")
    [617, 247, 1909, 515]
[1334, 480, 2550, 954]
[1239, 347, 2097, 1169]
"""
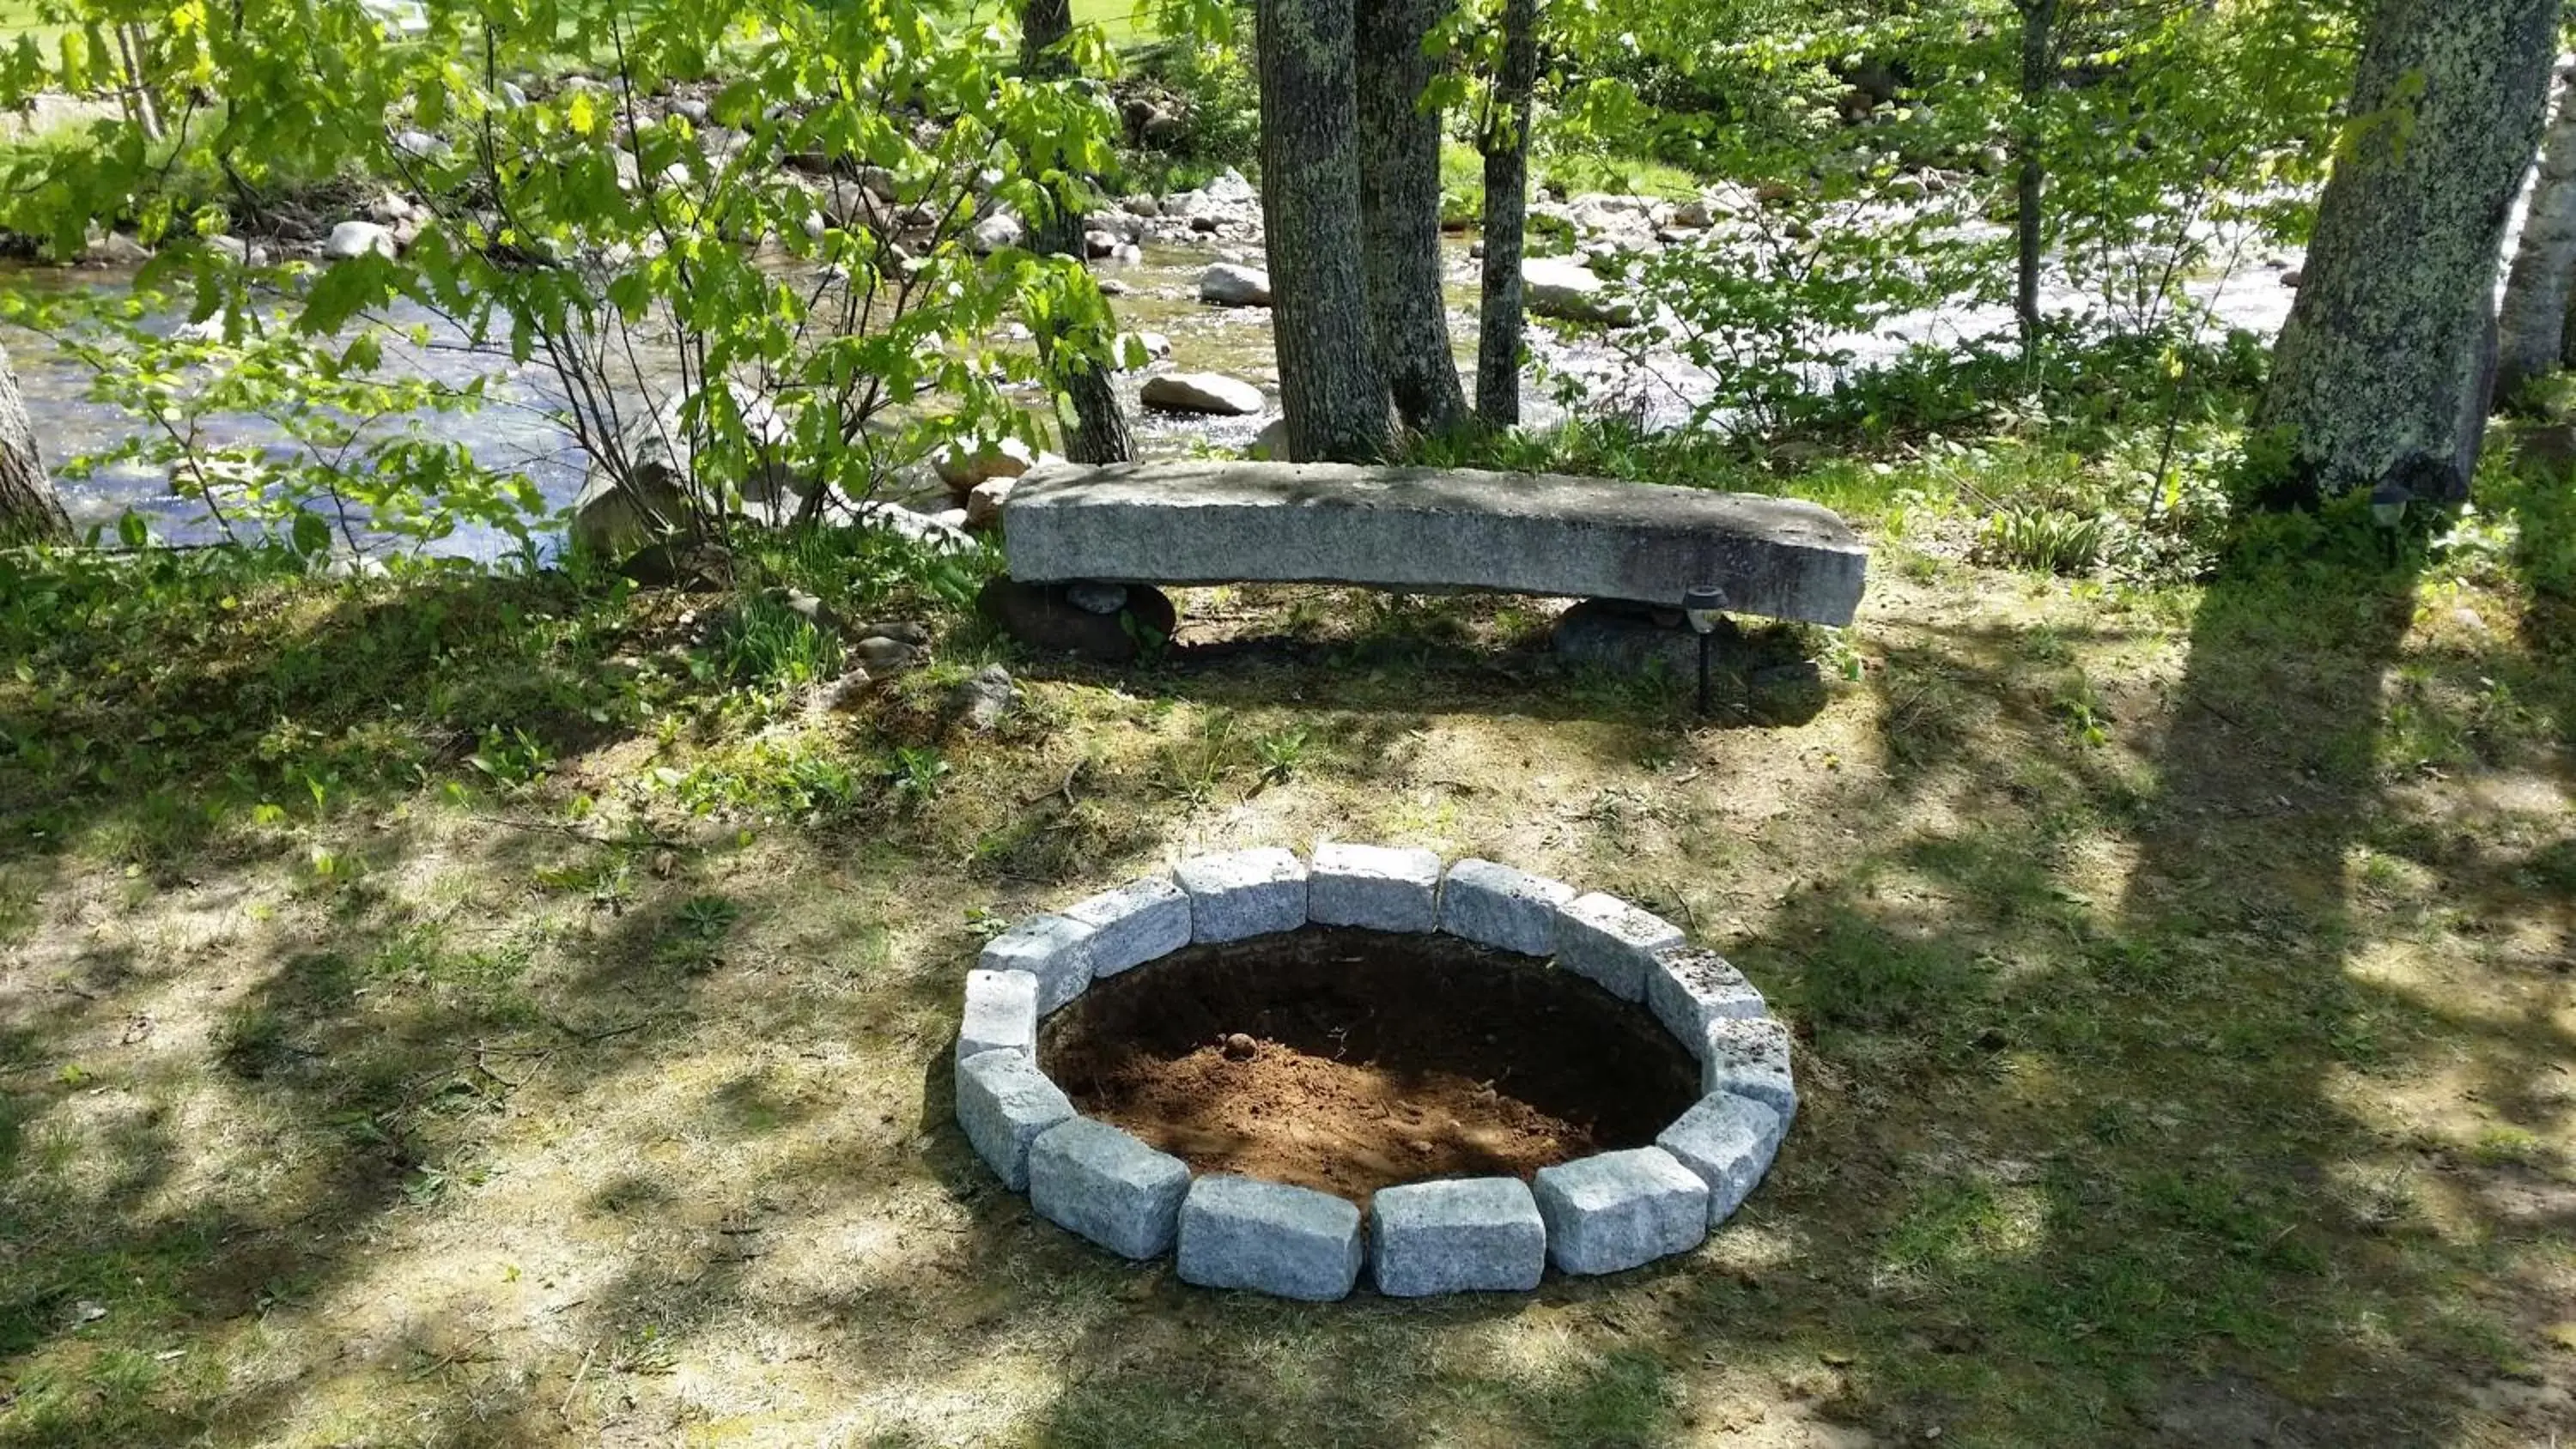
[1038, 927, 1701, 1203]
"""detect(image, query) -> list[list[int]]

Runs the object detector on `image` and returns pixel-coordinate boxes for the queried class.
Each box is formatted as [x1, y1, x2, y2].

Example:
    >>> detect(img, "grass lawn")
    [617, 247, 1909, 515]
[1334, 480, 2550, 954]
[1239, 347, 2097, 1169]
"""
[0, 420, 2571, 1446]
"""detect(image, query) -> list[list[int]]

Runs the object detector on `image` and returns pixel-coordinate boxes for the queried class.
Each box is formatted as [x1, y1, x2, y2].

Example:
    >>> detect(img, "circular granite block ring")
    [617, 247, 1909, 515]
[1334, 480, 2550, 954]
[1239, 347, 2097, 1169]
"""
[951, 846, 1797, 1300]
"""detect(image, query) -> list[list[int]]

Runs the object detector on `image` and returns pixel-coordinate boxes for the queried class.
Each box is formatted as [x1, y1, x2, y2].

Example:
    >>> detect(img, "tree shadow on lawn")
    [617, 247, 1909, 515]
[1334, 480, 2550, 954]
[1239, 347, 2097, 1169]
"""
[1009, 555, 2572, 1447]
[3, 543, 2569, 1445]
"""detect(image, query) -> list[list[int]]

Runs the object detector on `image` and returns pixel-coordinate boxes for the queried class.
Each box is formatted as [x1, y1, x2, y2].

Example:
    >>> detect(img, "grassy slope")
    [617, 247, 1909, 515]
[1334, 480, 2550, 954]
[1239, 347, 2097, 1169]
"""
[0, 429, 2569, 1447]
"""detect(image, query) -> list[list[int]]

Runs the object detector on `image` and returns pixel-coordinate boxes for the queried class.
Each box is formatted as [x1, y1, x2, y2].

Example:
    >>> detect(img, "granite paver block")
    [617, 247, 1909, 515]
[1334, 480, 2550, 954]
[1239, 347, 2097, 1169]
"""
[1307, 843, 1443, 932]
[1176, 1175, 1364, 1300]
[1370, 1177, 1546, 1296]
[1532, 1148, 1710, 1276]
[955, 1048, 1075, 1191]
[1645, 944, 1768, 1054]
[1555, 892, 1686, 1002]
[958, 968, 1038, 1060]
[1173, 849, 1309, 943]
[1029, 1117, 1192, 1259]
[1437, 858, 1577, 956]
[1061, 875, 1192, 977]
[1656, 1091, 1785, 1225]
[978, 913, 1097, 1016]
[1702, 1016, 1798, 1122]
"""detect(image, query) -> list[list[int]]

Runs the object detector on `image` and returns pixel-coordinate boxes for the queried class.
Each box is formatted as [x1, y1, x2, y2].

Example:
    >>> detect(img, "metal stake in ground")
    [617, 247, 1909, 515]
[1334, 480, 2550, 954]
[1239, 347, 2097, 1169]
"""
[1683, 586, 1727, 716]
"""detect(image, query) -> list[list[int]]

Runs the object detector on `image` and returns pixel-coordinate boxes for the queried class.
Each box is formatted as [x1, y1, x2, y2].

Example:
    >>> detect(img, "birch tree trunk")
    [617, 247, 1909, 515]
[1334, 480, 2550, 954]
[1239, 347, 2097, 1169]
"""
[1020, 0, 1135, 464]
[2251, 0, 2555, 506]
[1258, 0, 1394, 461]
[1474, 0, 1539, 427]
[2494, 61, 2576, 404]
[1356, 0, 1468, 435]
[0, 343, 71, 547]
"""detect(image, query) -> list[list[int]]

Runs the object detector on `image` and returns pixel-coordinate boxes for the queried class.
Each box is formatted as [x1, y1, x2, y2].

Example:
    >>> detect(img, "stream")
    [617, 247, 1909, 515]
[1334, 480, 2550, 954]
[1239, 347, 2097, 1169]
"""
[0, 225, 2308, 561]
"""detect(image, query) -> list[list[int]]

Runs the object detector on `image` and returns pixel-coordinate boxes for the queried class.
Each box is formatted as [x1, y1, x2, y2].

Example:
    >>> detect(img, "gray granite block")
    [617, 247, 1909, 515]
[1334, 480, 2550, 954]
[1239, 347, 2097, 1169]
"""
[1028, 1117, 1192, 1259]
[978, 913, 1097, 1016]
[1369, 1177, 1546, 1296]
[1645, 944, 1768, 1055]
[1554, 892, 1686, 1002]
[1307, 843, 1443, 932]
[1437, 858, 1577, 956]
[1656, 1091, 1785, 1225]
[1173, 849, 1309, 943]
[1532, 1148, 1709, 1276]
[959, 968, 1038, 1060]
[1175, 1174, 1364, 1301]
[955, 1048, 1076, 1191]
[1702, 1016, 1797, 1122]
[1061, 875, 1192, 977]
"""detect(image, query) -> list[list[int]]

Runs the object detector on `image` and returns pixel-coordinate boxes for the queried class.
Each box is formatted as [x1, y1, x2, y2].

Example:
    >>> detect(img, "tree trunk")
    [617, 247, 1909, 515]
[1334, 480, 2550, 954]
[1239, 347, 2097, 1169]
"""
[2013, 0, 2054, 349]
[0, 343, 70, 547]
[1356, 0, 1468, 435]
[1020, 0, 1134, 465]
[2494, 61, 2576, 404]
[1474, 0, 1539, 427]
[2251, 0, 2555, 506]
[1258, 0, 1394, 462]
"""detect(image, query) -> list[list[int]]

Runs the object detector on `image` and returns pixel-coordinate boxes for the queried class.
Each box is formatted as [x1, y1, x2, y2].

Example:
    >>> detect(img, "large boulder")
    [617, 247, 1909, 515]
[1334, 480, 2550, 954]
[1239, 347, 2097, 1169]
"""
[1198, 263, 1272, 306]
[568, 387, 811, 555]
[1523, 258, 1639, 326]
[933, 436, 1040, 494]
[1139, 373, 1266, 415]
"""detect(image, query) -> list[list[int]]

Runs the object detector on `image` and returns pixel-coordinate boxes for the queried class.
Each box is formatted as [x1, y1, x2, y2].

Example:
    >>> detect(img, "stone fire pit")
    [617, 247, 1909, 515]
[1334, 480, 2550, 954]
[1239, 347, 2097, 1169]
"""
[952, 846, 1796, 1300]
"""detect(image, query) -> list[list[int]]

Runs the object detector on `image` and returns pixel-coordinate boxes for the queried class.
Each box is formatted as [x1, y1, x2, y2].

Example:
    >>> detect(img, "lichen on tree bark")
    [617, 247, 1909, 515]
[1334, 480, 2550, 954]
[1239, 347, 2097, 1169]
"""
[1258, 0, 1395, 462]
[1356, 0, 1468, 436]
[2251, 0, 2555, 505]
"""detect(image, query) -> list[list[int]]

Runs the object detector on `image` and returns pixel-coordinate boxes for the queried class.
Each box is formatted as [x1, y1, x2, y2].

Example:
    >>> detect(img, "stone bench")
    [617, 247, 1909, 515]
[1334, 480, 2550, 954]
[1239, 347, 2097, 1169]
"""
[994, 460, 1867, 631]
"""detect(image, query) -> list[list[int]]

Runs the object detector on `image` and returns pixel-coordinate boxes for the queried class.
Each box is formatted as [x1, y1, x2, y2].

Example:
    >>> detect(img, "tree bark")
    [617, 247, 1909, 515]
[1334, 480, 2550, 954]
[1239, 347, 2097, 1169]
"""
[0, 342, 70, 547]
[1020, 0, 1134, 465]
[2013, 0, 2055, 349]
[1356, 0, 1468, 435]
[2494, 60, 2576, 404]
[2251, 0, 2555, 506]
[1474, 0, 1538, 427]
[1258, 0, 1394, 461]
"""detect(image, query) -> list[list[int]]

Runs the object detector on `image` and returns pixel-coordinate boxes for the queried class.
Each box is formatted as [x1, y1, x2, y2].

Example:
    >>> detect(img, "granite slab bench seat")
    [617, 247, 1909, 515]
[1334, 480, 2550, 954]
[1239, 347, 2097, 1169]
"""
[997, 460, 1868, 627]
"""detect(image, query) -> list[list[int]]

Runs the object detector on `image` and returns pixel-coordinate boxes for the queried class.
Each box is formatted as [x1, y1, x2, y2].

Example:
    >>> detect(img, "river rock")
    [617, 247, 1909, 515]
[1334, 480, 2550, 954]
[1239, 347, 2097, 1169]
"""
[933, 436, 1038, 494]
[1202, 167, 1257, 204]
[323, 221, 397, 261]
[1248, 417, 1290, 461]
[1522, 257, 1637, 326]
[1139, 372, 1265, 415]
[945, 664, 1018, 733]
[1115, 331, 1172, 368]
[1197, 263, 1272, 306]
[965, 476, 1014, 529]
[970, 210, 1024, 253]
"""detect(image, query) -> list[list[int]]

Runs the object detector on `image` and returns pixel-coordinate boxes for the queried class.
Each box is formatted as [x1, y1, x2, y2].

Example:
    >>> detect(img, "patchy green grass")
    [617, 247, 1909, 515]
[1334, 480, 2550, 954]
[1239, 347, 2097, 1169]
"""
[0, 417, 2571, 1446]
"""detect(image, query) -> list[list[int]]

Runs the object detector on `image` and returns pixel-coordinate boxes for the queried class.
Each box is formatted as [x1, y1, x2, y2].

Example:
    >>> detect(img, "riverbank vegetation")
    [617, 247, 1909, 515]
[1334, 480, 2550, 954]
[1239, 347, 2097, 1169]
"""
[0, 0, 2571, 1444]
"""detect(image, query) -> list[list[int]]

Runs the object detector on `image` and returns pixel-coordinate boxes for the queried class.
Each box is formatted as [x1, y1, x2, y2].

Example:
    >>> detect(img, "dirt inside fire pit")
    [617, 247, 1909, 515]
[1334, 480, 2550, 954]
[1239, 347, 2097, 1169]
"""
[1037, 926, 1702, 1203]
